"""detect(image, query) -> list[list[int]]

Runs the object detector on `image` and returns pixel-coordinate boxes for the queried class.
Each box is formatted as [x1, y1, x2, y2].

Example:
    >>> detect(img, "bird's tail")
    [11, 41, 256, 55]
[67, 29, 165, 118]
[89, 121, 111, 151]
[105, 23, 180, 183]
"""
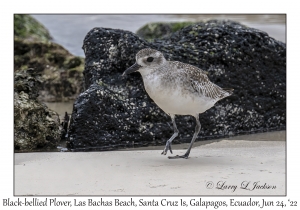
[222, 88, 234, 96]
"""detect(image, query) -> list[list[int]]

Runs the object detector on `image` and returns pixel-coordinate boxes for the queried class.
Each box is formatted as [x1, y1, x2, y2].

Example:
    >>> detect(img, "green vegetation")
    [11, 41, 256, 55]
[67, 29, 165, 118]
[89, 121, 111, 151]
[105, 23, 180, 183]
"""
[136, 21, 194, 41]
[14, 39, 84, 73]
[14, 14, 52, 42]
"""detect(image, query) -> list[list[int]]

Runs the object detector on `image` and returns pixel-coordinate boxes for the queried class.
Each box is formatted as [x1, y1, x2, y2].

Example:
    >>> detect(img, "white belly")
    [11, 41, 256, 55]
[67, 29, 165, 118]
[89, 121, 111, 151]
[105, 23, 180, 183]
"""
[143, 79, 215, 115]
[153, 90, 214, 115]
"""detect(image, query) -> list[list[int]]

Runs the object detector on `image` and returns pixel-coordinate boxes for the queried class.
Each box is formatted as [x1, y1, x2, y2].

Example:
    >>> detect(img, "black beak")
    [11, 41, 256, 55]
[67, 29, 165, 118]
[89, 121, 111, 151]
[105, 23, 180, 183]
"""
[122, 63, 142, 76]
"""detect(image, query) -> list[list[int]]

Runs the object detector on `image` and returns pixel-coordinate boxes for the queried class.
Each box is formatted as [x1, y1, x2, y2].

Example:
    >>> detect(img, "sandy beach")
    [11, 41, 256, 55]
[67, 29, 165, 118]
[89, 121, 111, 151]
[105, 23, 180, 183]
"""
[14, 137, 285, 196]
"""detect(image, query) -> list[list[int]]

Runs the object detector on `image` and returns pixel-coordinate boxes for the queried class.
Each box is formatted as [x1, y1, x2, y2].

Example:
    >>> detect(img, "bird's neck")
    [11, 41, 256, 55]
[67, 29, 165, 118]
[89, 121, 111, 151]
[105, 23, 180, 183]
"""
[139, 62, 169, 78]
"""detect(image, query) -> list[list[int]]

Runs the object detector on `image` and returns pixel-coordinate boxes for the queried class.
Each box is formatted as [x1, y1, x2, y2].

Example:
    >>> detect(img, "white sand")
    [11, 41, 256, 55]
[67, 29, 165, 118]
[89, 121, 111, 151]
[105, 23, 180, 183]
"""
[14, 140, 285, 196]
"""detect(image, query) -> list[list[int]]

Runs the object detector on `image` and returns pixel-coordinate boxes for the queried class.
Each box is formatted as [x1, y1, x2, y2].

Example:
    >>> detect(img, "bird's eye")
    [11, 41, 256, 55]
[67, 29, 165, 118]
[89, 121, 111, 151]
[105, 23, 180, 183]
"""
[147, 57, 154, 62]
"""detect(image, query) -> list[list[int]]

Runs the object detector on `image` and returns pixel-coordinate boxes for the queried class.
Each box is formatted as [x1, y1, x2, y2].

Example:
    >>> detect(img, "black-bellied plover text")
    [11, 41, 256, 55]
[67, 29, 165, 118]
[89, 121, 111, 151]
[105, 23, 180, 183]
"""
[123, 48, 233, 159]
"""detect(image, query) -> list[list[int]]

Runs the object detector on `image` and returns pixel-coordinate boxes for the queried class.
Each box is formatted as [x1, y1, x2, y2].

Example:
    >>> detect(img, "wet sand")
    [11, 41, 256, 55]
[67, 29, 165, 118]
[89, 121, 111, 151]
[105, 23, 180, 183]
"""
[15, 135, 285, 196]
[119, 130, 286, 151]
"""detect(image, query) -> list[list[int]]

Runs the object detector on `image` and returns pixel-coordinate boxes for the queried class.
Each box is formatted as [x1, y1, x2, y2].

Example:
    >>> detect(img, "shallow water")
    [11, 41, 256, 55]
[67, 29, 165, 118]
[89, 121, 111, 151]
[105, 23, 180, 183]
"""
[44, 101, 74, 118]
[32, 14, 286, 57]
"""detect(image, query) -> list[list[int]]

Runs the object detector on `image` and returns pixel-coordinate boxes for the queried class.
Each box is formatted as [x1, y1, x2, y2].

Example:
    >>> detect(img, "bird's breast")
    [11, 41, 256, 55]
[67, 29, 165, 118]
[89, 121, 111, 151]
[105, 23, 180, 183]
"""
[141, 74, 214, 115]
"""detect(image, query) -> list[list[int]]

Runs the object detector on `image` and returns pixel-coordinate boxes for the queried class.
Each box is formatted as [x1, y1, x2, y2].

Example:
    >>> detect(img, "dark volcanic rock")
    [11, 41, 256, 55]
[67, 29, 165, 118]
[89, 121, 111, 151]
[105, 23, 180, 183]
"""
[68, 20, 286, 151]
[14, 69, 61, 152]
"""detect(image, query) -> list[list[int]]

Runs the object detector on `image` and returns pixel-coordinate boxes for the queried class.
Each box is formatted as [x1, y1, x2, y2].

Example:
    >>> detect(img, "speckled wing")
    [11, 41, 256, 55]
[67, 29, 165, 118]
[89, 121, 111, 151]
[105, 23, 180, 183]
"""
[172, 61, 232, 102]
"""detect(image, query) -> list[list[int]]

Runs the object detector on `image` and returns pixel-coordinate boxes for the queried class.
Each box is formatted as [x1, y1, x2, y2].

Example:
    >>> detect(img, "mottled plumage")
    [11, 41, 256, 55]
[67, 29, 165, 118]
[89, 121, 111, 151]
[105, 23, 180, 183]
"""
[123, 48, 233, 159]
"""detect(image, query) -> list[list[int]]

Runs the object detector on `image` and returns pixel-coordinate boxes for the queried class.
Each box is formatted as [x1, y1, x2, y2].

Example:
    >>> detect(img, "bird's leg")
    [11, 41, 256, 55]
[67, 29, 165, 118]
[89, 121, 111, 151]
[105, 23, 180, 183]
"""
[168, 114, 201, 159]
[161, 114, 178, 155]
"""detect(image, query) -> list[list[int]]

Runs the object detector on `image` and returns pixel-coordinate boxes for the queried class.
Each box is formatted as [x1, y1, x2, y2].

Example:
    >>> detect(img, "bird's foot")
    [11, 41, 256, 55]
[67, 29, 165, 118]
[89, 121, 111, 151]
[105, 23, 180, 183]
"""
[161, 141, 172, 155]
[168, 154, 189, 159]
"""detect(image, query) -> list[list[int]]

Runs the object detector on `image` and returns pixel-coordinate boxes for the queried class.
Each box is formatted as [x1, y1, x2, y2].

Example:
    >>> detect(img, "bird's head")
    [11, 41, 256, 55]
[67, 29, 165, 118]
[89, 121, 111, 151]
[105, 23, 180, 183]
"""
[123, 48, 167, 76]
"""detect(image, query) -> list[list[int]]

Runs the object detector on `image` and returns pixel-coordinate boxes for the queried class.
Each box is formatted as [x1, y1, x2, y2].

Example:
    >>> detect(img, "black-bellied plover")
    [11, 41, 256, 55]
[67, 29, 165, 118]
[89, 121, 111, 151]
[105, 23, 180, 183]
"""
[123, 48, 233, 159]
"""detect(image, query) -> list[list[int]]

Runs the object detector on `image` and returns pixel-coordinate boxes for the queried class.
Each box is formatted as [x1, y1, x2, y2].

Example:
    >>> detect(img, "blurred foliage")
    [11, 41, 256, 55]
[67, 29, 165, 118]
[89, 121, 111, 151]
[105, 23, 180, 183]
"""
[14, 14, 52, 42]
[136, 22, 194, 41]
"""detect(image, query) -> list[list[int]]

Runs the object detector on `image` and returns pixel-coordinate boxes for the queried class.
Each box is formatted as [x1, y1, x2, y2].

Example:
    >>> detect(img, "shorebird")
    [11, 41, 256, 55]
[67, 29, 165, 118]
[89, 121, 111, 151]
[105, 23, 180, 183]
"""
[123, 48, 233, 159]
